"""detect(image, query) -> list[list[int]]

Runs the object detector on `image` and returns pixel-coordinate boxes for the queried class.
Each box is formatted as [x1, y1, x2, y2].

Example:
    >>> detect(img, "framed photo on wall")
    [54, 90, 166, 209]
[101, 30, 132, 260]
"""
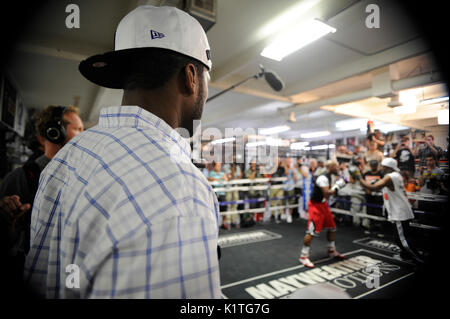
[1, 76, 17, 128]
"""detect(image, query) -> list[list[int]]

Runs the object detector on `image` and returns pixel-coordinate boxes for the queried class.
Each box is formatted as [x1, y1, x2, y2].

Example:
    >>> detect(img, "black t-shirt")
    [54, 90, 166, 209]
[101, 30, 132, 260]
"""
[395, 147, 415, 172]
[270, 166, 286, 185]
[362, 170, 384, 184]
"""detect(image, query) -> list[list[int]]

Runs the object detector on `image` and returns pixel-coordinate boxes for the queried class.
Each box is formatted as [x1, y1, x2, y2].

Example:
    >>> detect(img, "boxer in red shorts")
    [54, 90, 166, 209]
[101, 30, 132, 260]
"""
[299, 160, 346, 268]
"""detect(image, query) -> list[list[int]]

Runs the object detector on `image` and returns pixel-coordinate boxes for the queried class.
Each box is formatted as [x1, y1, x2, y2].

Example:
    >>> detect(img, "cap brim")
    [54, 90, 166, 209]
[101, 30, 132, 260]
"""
[79, 47, 210, 89]
[79, 49, 140, 89]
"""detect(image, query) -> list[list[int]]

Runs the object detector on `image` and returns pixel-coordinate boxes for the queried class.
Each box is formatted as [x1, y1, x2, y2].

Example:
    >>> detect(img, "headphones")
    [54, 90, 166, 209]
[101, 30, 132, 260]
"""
[44, 106, 67, 145]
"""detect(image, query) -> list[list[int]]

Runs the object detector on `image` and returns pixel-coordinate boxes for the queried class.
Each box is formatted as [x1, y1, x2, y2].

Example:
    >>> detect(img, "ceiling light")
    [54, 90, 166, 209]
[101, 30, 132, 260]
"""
[376, 124, 409, 133]
[290, 142, 310, 150]
[265, 137, 290, 147]
[310, 144, 335, 150]
[259, 125, 290, 135]
[420, 96, 449, 105]
[300, 130, 331, 139]
[335, 118, 367, 131]
[210, 137, 235, 145]
[438, 109, 449, 125]
[261, 19, 336, 61]
[394, 90, 417, 114]
[258, 0, 321, 39]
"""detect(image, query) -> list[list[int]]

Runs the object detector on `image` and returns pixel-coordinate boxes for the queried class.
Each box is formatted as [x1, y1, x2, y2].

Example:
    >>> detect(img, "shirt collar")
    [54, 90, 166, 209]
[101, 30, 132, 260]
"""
[98, 106, 191, 157]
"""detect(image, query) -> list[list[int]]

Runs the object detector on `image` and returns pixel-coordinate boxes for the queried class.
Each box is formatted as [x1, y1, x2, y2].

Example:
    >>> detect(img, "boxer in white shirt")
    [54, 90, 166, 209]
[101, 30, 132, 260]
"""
[358, 158, 423, 264]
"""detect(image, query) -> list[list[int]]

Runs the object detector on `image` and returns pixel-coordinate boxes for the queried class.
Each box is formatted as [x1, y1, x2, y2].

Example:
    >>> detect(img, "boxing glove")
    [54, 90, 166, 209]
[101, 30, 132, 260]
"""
[331, 179, 346, 192]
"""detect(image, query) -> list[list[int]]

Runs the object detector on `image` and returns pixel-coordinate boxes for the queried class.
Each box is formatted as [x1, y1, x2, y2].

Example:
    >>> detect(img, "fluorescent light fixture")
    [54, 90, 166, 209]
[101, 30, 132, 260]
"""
[211, 137, 235, 145]
[310, 144, 335, 150]
[290, 142, 310, 150]
[261, 19, 336, 61]
[300, 130, 331, 139]
[258, 0, 321, 39]
[259, 125, 290, 135]
[420, 96, 449, 105]
[376, 123, 409, 133]
[335, 118, 367, 131]
[265, 137, 290, 147]
[395, 90, 418, 114]
[438, 109, 449, 125]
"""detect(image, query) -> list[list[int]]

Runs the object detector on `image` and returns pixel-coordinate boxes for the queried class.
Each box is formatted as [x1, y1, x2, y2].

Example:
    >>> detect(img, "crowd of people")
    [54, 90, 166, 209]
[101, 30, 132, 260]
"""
[203, 131, 448, 232]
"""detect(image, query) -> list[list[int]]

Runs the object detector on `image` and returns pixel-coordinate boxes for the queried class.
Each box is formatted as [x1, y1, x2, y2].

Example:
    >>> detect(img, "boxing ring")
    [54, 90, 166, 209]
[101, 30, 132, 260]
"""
[211, 177, 447, 299]
[210, 177, 446, 230]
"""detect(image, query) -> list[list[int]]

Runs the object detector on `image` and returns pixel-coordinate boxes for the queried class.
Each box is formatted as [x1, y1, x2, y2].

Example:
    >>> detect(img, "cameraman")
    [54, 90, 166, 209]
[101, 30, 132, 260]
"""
[367, 121, 385, 153]
[394, 136, 415, 176]
[413, 134, 443, 169]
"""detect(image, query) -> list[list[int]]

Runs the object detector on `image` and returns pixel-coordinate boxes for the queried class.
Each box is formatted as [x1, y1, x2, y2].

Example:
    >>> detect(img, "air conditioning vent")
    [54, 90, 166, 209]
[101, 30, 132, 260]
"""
[387, 94, 402, 108]
[184, 0, 216, 32]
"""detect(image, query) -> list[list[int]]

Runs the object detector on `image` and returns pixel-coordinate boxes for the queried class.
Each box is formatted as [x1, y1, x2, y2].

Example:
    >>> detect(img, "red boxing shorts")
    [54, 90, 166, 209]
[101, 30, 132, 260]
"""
[306, 200, 336, 236]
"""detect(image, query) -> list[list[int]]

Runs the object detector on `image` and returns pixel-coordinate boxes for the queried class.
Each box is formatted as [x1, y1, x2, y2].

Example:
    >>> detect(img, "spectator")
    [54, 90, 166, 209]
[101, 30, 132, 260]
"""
[353, 145, 364, 158]
[394, 136, 415, 176]
[223, 159, 243, 228]
[339, 162, 350, 183]
[362, 160, 384, 235]
[384, 133, 394, 156]
[402, 170, 417, 193]
[309, 158, 318, 175]
[418, 155, 446, 195]
[265, 157, 285, 223]
[244, 160, 263, 226]
[315, 158, 326, 176]
[414, 134, 444, 169]
[364, 140, 384, 172]
[202, 162, 213, 179]
[281, 158, 297, 223]
[208, 162, 230, 229]
[0, 105, 83, 297]
[372, 129, 385, 153]
[335, 145, 353, 165]
[297, 162, 314, 219]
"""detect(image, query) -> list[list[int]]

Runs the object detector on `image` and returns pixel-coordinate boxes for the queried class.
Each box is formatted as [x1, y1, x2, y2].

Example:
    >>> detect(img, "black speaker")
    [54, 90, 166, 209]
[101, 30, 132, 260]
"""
[44, 106, 67, 145]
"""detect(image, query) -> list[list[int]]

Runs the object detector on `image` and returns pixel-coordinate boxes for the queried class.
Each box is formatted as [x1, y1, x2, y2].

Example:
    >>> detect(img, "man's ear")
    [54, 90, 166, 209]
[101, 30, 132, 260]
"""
[179, 63, 198, 96]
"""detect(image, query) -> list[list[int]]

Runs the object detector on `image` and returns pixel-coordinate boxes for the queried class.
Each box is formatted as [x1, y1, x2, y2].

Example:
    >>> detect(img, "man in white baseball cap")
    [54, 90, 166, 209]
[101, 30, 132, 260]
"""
[358, 157, 424, 264]
[25, 6, 221, 299]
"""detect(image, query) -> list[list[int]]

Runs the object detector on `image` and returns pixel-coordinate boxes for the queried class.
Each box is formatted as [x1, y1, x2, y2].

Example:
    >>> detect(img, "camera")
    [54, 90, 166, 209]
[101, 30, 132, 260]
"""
[366, 120, 375, 141]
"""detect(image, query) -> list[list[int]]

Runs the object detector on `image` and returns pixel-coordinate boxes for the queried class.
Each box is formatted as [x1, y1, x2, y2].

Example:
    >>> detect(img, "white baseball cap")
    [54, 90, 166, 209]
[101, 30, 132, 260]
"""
[381, 158, 400, 172]
[79, 5, 212, 89]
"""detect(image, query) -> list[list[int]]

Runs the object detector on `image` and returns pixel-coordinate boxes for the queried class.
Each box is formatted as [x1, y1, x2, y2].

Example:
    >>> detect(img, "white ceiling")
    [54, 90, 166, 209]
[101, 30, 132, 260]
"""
[5, 0, 449, 145]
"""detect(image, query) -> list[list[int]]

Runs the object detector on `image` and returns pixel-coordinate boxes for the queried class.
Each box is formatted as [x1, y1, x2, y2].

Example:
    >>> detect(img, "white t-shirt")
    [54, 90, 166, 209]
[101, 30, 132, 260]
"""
[382, 172, 414, 221]
[316, 175, 330, 188]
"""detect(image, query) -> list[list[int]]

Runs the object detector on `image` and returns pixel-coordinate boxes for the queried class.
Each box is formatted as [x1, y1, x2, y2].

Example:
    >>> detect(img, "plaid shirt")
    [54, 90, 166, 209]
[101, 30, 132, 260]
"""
[24, 106, 221, 299]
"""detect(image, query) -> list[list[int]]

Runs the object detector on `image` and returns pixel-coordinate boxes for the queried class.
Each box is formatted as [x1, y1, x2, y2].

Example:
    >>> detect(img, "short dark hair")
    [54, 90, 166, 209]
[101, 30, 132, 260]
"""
[123, 48, 205, 90]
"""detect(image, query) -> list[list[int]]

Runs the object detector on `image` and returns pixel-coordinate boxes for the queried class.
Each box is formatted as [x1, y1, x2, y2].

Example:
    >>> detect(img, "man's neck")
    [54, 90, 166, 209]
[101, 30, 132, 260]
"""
[122, 88, 181, 130]
[44, 141, 62, 159]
